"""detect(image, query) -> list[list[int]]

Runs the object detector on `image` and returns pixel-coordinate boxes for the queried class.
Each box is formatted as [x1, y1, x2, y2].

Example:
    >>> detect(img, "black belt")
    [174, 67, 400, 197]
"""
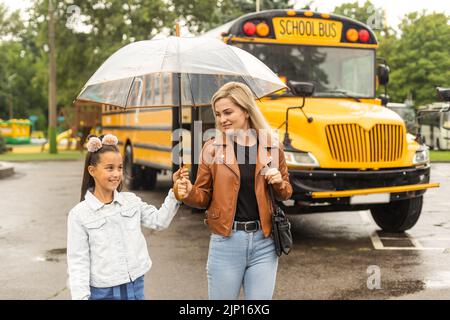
[233, 220, 261, 233]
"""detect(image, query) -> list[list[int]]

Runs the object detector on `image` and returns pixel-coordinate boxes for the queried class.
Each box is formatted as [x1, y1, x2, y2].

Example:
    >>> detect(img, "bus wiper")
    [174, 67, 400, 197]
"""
[324, 90, 361, 102]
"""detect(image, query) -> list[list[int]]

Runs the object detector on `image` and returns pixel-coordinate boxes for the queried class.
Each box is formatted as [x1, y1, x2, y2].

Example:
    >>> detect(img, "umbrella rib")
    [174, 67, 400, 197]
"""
[160, 37, 171, 72]
[186, 73, 197, 108]
[123, 76, 136, 108]
[226, 46, 262, 102]
[244, 79, 262, 103]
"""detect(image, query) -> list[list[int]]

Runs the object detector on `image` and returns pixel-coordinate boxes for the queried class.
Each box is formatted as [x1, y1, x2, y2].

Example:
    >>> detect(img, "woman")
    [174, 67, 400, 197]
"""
[177, 82, 292, 300]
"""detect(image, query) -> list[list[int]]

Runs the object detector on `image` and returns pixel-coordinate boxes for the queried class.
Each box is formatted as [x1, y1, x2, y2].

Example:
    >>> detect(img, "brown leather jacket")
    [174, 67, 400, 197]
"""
[183, 133, 293, 237]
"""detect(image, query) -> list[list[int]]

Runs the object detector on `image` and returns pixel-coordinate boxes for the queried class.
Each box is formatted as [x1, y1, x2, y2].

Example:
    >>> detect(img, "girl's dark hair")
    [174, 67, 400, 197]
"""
[80, 134, 122, 201]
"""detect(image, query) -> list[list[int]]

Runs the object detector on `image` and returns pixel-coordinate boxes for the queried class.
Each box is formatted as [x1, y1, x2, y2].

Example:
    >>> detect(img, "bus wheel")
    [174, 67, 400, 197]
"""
[124, 144, 142, 190]
[370, 196, 423, 232]
[142, 167, 157, 190]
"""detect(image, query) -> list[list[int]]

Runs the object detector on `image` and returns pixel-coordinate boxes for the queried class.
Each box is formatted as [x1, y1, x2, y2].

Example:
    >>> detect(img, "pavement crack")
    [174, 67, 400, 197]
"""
[47, 286, 68, 300]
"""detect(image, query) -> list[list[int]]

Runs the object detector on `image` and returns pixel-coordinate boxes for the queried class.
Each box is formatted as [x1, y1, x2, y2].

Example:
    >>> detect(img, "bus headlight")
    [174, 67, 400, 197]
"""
[284, 151, 320, 167]
[413, 146, 429, 165]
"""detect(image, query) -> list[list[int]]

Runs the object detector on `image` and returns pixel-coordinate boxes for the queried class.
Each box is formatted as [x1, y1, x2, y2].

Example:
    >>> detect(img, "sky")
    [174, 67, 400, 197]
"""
[1, 0, 449, 30]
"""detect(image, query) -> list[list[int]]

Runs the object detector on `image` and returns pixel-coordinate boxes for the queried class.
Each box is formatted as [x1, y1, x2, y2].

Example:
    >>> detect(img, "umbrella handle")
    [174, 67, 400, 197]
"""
[173, 164, 184, 201]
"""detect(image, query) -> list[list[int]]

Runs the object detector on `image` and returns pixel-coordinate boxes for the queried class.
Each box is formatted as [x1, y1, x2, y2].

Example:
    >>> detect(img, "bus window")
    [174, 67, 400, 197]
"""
[153, 73, 161, 105]
[162, 73, 171, 105]
[342, 52, 373, 96]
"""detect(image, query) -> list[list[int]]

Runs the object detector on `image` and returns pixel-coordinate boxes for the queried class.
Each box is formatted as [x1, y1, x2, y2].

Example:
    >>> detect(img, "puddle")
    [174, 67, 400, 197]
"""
[34, 248, 66, 263]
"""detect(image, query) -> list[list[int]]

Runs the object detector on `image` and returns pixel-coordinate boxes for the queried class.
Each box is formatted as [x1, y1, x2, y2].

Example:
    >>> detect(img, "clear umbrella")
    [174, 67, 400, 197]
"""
[75, 36, 286, 196]
[76, 36, 286, 109]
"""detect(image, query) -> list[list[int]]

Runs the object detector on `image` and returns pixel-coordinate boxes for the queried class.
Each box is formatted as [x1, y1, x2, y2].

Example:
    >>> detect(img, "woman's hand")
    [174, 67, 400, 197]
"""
[264, 168, 282, 185]
[176, 177, 193, 199]
[173, 167, 189, 184]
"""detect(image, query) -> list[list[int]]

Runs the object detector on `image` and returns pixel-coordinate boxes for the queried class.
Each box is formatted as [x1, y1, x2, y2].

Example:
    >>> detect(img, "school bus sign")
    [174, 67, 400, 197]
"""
[273, 18, 342, 43]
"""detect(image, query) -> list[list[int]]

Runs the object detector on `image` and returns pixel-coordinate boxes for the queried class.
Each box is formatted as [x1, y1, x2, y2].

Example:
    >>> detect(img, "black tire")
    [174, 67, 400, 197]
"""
[142, 167, 157, 190]
[370, 196, 423, 232]
[123, 144, 142, 190]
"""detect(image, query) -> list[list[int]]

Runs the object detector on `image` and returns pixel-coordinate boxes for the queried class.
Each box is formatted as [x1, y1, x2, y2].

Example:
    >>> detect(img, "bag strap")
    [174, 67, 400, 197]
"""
[268, 185, 281, 216]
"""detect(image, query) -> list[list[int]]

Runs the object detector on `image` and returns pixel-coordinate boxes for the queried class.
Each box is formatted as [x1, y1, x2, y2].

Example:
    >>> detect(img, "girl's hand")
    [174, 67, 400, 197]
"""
[173, 167, 189, 184]
[176, 178, 193, 199]
[264, 168, 282, 185]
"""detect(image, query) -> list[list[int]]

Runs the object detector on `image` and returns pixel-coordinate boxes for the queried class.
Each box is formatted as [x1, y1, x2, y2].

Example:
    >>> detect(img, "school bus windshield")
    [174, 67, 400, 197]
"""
[234, 42, 375, 98]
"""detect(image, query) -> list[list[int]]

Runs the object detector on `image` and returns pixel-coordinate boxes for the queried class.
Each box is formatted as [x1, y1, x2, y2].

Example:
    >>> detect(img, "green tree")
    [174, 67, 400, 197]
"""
[185, 0, 292, 30]
[27, 0, 179, 111]
[0, 41, 47, 120]
[387, 12, 450, 106]
[0, 3, 24, 39]
[0, 4, 44, 121]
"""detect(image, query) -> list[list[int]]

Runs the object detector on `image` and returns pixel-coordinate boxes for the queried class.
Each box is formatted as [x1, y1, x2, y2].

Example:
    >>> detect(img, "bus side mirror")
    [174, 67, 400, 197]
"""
[377, 64, 390, 85]
[437, 87, 450, 102]
[379, 93, 389, 106]
[287, 81, 315, 97]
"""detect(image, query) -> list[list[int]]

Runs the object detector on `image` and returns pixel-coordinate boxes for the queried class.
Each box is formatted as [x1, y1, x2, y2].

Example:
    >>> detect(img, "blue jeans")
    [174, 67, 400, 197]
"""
[206, 229, 278, 300]
[89, 275, 145, 300]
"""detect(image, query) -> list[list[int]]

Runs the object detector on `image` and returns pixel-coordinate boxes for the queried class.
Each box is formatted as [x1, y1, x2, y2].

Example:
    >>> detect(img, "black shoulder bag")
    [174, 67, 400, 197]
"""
[269, 185, 293, 256]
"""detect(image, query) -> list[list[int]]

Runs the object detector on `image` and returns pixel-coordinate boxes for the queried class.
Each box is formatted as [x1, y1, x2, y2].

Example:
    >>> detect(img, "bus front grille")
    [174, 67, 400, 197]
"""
[325, 124, 404, 163]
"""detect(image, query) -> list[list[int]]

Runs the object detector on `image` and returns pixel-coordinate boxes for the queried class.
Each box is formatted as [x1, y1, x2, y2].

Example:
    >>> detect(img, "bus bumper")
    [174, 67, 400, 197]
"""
[283, 165, 440, 214]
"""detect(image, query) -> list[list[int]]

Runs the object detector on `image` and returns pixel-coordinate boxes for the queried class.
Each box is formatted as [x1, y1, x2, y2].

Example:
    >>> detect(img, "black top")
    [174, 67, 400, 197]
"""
[233, 140, 260, 222]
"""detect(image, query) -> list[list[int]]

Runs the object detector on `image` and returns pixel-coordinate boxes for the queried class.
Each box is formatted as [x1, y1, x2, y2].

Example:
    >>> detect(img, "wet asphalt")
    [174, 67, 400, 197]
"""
[0, 160, 449, 300]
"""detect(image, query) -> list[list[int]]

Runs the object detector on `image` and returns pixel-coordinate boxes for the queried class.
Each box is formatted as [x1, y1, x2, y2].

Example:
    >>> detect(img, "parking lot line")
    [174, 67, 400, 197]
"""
[359, 211, 448, 251]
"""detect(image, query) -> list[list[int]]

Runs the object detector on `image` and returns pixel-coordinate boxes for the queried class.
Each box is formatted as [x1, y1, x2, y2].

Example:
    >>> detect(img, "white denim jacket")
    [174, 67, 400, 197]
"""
[67, 189, 181, 300]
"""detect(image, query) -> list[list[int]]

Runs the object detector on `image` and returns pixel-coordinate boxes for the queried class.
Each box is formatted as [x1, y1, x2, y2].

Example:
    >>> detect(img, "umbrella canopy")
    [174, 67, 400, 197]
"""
[76, 36, 286, 108]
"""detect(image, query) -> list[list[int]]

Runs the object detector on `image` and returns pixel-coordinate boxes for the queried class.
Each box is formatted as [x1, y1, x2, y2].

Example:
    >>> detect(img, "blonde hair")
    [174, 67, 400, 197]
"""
[211, 82, 273, 136]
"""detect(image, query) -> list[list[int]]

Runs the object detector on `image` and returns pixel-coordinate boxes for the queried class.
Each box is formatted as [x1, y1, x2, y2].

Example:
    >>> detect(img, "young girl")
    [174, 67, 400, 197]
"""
[67, 134, 187, 300]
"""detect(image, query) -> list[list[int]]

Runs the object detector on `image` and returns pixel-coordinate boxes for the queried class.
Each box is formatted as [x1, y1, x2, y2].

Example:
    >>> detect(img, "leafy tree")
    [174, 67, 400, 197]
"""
[0, 41, 47, 120]
[180, 0, 292, 30]
[27, 0, 179, 110]
[0, 4, 44, 121]
[387, 12, 450, 106]
[0, 3, 25, 39]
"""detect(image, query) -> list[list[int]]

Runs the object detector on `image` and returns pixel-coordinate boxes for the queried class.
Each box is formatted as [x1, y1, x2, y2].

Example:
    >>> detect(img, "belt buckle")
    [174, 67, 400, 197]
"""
[244, 221, 258, 232]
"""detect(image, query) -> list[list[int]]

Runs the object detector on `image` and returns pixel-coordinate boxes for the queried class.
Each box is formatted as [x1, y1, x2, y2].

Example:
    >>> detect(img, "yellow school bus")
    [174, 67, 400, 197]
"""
[102, 9, 438, 232]
[200, 9, 439, 232]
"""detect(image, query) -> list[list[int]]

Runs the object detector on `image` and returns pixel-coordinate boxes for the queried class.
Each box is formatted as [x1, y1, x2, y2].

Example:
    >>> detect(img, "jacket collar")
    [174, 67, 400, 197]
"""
[211, 131, 279, 176]
[85, 189, 124, 211]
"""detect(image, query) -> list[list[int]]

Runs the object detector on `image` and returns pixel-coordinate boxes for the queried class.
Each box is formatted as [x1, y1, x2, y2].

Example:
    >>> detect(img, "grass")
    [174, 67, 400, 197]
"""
[430, 151, 450, 162]
[0, 150, 85, 162]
